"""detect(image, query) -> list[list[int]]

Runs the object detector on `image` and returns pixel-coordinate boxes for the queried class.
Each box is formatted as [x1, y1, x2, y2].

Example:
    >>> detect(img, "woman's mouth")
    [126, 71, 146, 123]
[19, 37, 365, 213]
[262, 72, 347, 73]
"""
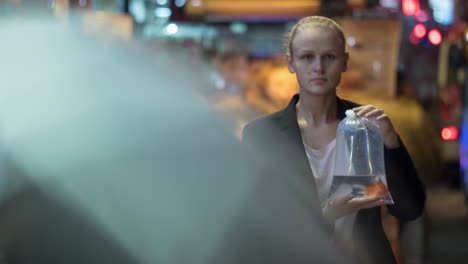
[311, 77, 327, 84]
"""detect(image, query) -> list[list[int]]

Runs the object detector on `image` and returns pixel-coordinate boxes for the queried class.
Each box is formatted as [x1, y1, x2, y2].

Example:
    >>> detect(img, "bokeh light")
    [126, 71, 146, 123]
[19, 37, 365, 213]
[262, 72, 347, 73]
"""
[413, 23, 427, 39]
[428, 29, 442, 45]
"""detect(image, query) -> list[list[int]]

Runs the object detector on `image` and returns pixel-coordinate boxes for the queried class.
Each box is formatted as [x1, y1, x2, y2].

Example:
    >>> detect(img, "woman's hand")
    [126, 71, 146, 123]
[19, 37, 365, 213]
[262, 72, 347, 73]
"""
[353, 105, 400, 149]
[322, 194, 393, 221]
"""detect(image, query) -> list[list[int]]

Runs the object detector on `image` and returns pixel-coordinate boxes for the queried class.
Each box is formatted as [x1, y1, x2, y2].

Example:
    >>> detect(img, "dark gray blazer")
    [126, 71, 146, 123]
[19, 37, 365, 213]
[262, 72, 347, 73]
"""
[238, 94, 426, 264]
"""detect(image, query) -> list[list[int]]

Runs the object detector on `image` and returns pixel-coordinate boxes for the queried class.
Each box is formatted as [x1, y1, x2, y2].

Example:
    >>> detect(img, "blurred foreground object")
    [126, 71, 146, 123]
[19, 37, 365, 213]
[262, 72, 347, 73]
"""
[0, 16, 343, 264]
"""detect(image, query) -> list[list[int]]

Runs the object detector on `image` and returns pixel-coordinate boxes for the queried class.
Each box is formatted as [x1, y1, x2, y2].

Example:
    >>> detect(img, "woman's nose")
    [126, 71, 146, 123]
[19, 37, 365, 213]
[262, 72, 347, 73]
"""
[311, 57, 324, 73]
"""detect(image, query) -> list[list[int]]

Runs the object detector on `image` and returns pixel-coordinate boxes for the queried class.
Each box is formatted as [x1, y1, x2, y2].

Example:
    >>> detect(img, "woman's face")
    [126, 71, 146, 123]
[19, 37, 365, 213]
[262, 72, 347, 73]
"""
[288, 26, 348, 97]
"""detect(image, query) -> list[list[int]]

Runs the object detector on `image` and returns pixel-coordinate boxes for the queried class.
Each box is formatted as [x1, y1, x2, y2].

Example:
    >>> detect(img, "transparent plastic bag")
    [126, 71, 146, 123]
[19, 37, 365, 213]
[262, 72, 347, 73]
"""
[329, 109, 394, 203]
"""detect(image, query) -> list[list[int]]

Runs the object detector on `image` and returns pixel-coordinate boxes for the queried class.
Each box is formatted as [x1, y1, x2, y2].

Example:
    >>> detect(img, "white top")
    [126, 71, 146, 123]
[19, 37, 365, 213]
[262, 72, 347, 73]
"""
[303, 140, 337, 208]
[303, 140, 357, 249]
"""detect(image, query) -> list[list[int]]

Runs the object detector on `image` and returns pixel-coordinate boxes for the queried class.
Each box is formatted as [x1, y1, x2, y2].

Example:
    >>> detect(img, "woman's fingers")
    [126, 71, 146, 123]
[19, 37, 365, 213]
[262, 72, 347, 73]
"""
[353, 105, 386, 118]
[346, 196, 392, 210]
[330, 193, 354, 206]
[347, 196, 382, 208]
[325, 194, 391, 220]
[364, 108, 384, 118]
[353, 105, 375, 117]
[351, 105, 400, 149]
[376, 113, 389, 121]
[324, 194, 354, 220]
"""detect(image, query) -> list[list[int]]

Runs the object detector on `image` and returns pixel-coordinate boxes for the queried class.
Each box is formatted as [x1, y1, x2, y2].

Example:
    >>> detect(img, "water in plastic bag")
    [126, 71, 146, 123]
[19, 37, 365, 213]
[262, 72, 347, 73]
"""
[329, 110, 394, 203]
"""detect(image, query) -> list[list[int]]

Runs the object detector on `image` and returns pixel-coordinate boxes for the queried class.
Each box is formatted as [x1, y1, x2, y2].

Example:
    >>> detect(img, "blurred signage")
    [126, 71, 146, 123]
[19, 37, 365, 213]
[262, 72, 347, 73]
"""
[380, 0, 398, 9]
[184, 0, 320, 20]
[347, 0, 366, 9]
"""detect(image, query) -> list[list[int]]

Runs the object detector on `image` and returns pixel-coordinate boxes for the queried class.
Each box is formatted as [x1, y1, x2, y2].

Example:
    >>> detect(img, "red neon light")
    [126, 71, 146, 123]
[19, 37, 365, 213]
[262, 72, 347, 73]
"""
[413, 23, 427, 38]
[428, 29, 442, 45]
[415, 10, 429, 22]
[409, 32, 420, 44]
[441, 126, 459, 141]
[402, 0, 421, 16]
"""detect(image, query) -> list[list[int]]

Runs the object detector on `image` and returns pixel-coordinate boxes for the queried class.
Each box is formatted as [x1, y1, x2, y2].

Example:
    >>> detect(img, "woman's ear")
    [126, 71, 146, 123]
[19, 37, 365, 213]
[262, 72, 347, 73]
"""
[287, 56, 296, 73]
[342, 52, 349, 72]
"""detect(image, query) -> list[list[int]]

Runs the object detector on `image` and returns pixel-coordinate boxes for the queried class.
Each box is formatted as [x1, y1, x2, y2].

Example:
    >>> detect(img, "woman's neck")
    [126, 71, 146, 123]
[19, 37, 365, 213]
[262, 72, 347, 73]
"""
[296, 92, 338, 126]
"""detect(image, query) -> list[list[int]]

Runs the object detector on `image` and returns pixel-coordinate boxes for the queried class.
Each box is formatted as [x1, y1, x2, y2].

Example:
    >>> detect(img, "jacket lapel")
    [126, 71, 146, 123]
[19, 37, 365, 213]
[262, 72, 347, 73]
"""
[277, 94, 304, 151]
[276, 95, 321, 206]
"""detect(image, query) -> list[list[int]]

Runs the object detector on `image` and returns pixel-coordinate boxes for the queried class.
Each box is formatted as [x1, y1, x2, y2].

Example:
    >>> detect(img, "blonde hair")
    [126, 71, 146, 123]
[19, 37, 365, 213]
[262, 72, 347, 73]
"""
[285, 16, 346, 57]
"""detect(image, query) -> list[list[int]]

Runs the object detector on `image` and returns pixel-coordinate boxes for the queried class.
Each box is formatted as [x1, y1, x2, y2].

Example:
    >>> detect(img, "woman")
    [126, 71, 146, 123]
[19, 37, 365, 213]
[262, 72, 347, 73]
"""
[242, 16, 425, 264]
